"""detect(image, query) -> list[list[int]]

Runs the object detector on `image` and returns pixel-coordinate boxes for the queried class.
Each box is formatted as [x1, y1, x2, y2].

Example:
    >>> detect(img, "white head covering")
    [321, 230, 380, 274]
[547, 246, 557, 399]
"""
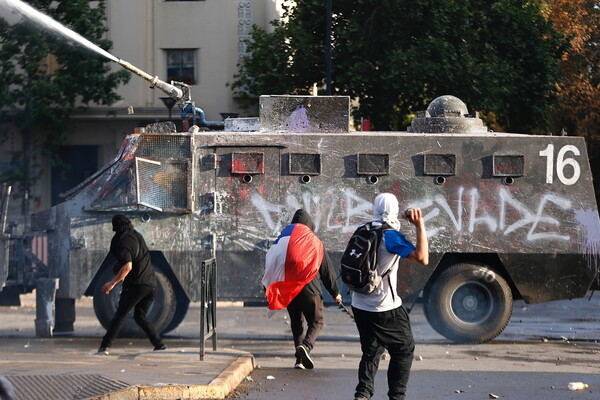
[372, 193, 400, 230]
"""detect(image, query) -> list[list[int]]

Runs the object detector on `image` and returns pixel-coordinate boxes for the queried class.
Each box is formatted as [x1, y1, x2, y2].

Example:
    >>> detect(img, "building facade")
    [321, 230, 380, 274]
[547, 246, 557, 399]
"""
[2, 0, 283, 217]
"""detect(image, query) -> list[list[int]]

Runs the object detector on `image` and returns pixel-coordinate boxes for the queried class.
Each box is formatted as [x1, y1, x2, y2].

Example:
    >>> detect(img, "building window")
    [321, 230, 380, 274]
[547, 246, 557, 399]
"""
[166, 49, 197, 85]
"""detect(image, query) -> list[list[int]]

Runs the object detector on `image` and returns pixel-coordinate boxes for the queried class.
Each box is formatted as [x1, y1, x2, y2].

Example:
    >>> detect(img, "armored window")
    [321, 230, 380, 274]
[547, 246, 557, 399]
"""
[289, 153, 321, 175]
[424, 154, 456, 176]
[231, 152, 264, 174]
[136, 135, 191, 159]
[166, 49, 197, 85]
[357, 154, 389, 175]
[136, 157, 191, 212]
[493, 155, 524, 177]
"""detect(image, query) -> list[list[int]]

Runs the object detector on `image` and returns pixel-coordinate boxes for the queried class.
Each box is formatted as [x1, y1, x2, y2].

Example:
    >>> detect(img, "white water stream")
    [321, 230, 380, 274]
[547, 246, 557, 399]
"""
[0, 0, 118, 62]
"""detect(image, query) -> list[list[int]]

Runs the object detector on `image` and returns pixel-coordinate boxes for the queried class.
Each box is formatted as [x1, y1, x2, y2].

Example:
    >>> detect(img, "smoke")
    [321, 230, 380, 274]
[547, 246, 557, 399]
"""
[0, 0, 119, 62]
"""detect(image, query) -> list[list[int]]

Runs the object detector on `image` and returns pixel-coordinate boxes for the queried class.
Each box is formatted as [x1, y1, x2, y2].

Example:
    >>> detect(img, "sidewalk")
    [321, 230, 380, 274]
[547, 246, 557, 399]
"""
[2, 292, 600, 400]
[0, 296, 255, 400]
[0, 337, 254, 400]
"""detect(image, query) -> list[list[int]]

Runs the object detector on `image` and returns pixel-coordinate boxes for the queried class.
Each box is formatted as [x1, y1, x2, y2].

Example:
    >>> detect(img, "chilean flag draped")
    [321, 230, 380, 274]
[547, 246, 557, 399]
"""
[262, 223, 324, 310]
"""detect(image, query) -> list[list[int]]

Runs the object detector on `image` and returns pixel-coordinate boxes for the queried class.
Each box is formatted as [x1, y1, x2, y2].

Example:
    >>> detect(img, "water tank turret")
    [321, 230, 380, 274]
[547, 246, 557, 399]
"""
[407, 95, 488, 134]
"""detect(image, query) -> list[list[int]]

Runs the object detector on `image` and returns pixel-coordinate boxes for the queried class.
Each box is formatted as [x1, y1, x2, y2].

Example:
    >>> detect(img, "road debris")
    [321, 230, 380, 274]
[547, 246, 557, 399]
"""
[568, 382, 588, 391]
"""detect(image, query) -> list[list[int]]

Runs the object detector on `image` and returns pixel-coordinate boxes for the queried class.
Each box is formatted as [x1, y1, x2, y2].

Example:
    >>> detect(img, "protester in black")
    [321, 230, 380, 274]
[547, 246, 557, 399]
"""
[288, 209, 342, 369]
[97, 214, 166, 355]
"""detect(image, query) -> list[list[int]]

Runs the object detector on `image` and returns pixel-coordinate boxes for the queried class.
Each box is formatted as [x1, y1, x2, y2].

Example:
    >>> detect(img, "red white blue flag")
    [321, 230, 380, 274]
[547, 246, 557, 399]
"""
[262, 223, 324, 310]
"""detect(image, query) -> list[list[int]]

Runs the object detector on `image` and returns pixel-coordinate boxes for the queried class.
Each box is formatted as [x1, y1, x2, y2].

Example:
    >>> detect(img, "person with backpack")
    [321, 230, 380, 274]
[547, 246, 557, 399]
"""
[346, 193, 428, 400]
[96, 214, 166, 355]
[262, 209, 342, 369]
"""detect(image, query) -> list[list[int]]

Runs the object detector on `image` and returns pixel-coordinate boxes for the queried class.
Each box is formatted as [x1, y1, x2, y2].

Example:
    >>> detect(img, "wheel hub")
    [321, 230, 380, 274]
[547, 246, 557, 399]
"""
[451, 281, 493, 324]
[462, 295, 478, 310]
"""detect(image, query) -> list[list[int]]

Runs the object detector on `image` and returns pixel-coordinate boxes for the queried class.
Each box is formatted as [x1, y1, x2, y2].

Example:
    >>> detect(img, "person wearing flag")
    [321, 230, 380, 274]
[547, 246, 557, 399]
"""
[262, 209, 342, 369]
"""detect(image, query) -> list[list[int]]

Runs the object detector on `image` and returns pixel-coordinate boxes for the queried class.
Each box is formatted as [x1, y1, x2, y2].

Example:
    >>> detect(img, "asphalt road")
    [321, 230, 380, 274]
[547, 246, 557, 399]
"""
[2, 293, 600, 399]
[215, 294, 600, 400]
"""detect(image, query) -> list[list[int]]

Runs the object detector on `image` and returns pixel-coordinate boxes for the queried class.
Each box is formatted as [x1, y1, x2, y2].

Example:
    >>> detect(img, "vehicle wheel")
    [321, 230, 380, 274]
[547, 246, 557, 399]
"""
[93, 266, 176, 337]
[162, 293, 190, 334]
[423, 262, 513, 344]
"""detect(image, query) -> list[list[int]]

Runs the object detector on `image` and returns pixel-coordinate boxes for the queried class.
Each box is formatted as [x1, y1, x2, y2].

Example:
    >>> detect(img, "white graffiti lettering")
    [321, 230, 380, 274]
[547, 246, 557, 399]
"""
[251, 187, 579, 243]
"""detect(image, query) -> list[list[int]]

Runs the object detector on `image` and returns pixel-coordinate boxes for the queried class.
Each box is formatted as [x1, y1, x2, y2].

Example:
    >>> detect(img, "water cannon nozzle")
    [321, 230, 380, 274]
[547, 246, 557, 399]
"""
[117, 59, 183, 100]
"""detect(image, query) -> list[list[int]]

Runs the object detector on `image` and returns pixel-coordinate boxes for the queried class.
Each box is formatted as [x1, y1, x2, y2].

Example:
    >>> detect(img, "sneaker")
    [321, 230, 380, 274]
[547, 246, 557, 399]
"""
[153, 344, 167, 351]
[295, 344, 314, 369]
[354, 397, 370, 400]
[294, 358, 305, 369]
[96, 347, 109, 355]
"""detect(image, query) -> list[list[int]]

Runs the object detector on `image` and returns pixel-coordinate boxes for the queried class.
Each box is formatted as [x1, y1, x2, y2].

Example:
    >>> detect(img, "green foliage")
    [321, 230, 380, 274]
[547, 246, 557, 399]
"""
[231, 0, 565, 132]
[0, 0, 130, 189]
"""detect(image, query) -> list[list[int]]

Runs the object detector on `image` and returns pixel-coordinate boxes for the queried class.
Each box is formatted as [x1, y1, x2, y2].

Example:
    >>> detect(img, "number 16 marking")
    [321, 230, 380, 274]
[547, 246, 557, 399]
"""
[539, 144, 581, 185]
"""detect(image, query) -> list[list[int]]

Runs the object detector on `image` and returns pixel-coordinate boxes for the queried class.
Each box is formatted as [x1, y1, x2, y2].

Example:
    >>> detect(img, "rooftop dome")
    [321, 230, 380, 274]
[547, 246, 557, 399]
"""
[426, 95, 469, 117]
[406, 95, 488, 134]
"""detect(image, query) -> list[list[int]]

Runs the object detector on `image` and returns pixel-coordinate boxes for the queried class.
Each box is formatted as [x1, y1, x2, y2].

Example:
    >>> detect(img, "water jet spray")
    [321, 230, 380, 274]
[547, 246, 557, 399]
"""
[0, 0, 226, 129]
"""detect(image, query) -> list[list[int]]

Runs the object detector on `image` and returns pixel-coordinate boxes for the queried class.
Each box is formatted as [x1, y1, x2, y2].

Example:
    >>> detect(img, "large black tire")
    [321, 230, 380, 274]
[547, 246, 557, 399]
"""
[93, 266, 176, 337]
[162, 293, 190, 334]
[423, 263, 513, 344]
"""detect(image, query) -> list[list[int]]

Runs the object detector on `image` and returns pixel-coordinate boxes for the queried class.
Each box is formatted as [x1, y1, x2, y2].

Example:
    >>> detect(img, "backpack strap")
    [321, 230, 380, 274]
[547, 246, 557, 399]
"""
[377, 224, 400, 301]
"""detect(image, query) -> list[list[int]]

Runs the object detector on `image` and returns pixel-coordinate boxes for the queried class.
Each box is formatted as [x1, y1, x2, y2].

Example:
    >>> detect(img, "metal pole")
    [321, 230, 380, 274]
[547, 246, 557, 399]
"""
[325, 0, 332, 95]
[199, 260, 206, 361]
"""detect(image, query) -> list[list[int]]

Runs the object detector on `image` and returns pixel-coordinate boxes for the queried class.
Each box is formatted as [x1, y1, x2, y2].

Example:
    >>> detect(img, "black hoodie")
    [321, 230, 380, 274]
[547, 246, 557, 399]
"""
[291, 209, 340, 300]
[110, 214, 155, 287]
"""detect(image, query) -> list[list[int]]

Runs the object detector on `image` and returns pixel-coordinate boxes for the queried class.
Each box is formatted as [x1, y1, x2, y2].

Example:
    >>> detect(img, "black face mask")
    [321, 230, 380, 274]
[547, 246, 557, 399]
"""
[291, 209, 315, 231]
[112, 214, 133, 233]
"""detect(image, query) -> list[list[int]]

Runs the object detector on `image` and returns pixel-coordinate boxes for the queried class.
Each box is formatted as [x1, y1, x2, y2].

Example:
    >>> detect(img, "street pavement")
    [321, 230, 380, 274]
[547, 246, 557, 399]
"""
[224, 295, 600, 399]
[0, 293, 599, 399]
[0, 296, 255, 400]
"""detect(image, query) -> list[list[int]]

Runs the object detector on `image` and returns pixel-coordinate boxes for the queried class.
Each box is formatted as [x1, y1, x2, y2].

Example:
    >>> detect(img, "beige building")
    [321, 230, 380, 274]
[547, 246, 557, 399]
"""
[5, 0, 283, 216]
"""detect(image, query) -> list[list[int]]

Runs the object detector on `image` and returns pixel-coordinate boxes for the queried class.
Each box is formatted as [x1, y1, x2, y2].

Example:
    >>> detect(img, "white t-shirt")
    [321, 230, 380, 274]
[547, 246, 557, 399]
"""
[351, 227, 416, 312]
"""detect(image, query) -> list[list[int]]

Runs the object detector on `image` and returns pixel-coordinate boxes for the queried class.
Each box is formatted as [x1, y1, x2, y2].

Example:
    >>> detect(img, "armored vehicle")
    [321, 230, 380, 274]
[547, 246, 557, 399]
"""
[1, 92, 599, 344]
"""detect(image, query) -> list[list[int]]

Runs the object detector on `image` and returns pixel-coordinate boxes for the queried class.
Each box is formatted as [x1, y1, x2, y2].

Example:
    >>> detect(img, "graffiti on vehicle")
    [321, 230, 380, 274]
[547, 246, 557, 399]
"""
[251, 186, 587, 244]
[574, 209, 600, 270]
[407, 187, 572, 242]
[251, 188, 372, 236]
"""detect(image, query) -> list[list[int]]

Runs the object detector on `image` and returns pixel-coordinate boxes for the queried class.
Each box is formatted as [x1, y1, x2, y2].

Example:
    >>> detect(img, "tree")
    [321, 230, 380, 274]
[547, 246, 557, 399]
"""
[547, 0, 600, 138]
[0, 0, 129, 208]
[545, 0, 600, 205]
[230, 1, 327, 107]
[231, 0, 565, 133]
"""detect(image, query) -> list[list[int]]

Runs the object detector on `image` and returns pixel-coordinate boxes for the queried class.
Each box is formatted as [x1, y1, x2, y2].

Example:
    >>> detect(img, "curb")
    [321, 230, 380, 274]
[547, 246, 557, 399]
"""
[87, 354, 255, 400]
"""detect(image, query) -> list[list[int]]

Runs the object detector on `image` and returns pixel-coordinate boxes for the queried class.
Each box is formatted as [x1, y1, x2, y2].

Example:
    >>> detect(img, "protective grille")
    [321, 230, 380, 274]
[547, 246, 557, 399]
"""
[136, 157, 190, 211]
[493, 154, 524, 177]
[231, 152, 264, 174]
[357, 153, 389, 175]
[5, 374, 131, 400]
[289, 153, 321, 175]
[424, 154, 456, 176]
[136, 135, 191, 159]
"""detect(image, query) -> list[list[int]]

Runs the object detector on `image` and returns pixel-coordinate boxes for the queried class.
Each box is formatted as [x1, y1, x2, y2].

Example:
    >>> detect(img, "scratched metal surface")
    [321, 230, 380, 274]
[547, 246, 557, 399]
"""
[18, 95, 599, 333]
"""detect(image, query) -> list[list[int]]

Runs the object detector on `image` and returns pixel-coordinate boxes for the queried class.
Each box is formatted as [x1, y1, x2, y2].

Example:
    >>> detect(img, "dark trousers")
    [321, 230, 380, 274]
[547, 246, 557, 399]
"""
[353, 306, 415, 400]
[100, 284, 163, 348]
[286, 293, 324, 351]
